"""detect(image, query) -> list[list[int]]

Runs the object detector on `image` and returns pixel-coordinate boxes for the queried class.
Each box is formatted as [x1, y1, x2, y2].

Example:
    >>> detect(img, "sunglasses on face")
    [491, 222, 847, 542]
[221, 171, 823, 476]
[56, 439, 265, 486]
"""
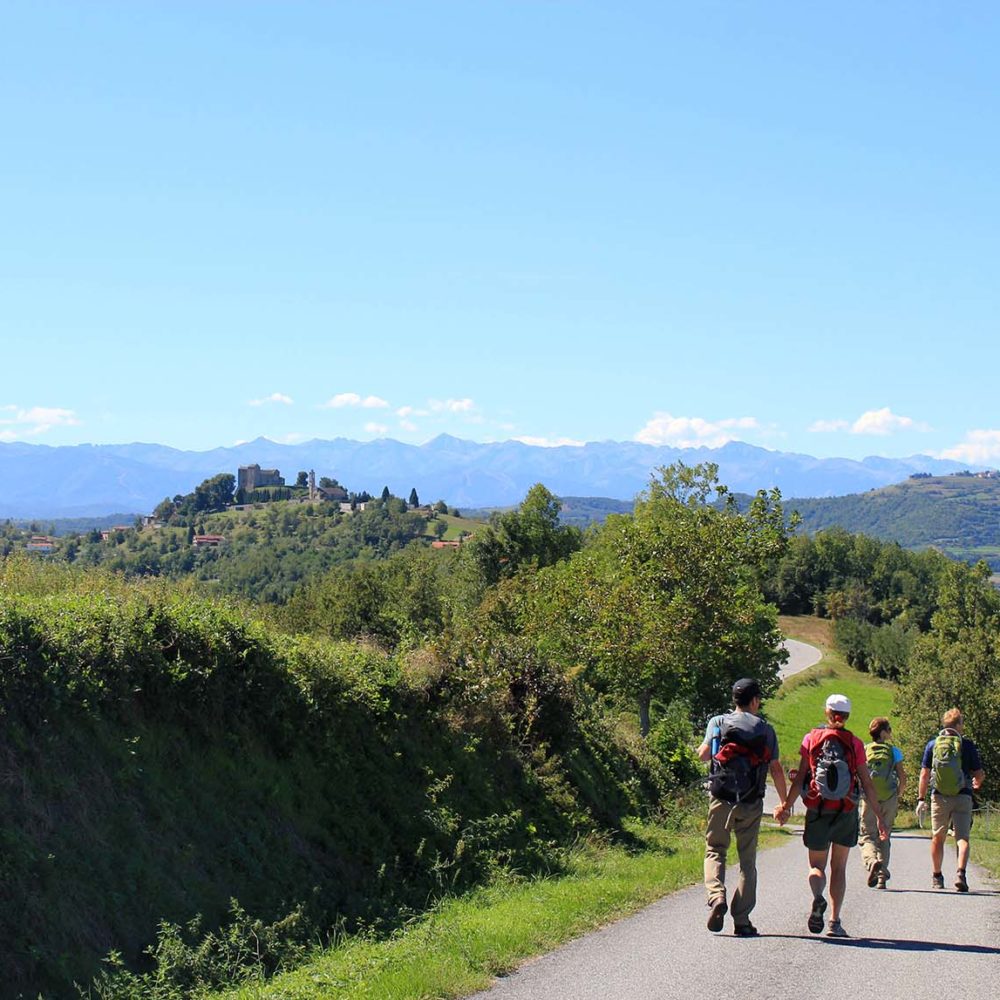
[830, 711, 850, 720]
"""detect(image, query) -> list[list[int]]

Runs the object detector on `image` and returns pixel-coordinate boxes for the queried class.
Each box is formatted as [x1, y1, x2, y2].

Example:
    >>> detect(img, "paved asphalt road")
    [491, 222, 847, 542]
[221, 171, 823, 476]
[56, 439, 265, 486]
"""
[467, 830, 1000, 1000]
[778, 638, 822, 679]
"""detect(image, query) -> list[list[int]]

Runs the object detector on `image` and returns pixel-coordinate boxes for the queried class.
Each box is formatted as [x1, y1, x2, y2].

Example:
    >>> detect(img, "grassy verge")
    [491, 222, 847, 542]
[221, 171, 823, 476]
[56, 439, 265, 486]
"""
[773, 615, 895, 767]
[208, 818, 789, 1000]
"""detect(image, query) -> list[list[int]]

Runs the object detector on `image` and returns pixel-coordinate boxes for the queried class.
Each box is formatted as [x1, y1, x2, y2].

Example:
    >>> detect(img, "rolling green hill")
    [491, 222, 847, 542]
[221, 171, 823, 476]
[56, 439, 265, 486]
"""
[788, 473, 1000, 571]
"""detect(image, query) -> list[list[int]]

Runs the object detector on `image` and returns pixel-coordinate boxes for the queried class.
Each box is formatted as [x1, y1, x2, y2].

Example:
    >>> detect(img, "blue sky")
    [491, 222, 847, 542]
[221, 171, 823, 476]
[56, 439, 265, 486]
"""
[2, 2, 998, 464]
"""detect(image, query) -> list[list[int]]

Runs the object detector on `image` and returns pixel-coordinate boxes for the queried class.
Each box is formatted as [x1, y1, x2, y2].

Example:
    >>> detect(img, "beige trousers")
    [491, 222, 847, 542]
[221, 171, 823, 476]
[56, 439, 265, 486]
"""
[704, 795, 763, 926]
[859, 794, 898, 873]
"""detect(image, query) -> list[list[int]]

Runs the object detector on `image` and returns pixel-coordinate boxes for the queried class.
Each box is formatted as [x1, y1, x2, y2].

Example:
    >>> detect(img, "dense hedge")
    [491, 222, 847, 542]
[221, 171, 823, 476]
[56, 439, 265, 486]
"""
[0, 575, 667, 998]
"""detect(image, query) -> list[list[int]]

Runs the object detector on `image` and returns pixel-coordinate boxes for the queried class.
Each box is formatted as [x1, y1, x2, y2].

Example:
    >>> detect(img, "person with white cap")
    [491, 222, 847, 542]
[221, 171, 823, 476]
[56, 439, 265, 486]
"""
[775, 694, 887, 938]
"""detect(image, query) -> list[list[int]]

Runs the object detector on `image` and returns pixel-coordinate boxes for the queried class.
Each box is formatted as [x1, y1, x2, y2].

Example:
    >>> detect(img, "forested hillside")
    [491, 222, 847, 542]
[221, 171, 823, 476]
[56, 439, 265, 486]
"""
[1, 495, 465, 604]
[789, 473, 1000, 569]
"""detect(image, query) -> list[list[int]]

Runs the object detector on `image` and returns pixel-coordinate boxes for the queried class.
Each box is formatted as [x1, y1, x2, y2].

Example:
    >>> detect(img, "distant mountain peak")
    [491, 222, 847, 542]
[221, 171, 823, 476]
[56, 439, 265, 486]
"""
[0, 435, 978, 518]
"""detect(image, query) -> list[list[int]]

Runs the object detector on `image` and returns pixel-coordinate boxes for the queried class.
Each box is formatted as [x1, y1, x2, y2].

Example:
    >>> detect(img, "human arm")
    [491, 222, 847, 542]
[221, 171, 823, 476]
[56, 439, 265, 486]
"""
[916, 766, 931, 822]
[894, 761, 906, 799]
[768, 759, 789, 804]
[774, 751, 808, 823]
[971, 768, 985, 792]
[697, 716, 720, 764]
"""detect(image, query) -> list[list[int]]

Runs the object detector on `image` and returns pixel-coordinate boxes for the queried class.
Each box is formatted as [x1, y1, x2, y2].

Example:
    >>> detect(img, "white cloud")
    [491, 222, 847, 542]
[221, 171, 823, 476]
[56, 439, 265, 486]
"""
[938, 429, 1000, 465]
[429, 397, 475, 413]
[808, 419, 851, 433]
[249, 392, 293, 407]
[364, 422, 389, 435]
[321, 393, 390, 409]
[0, 405, 81, 438]
[850, 407, 927, 436]
[514, 435, 585, 448]
[635, 413, 759, 449]
[396, 405, 429, 419]
[399, 419, 418, 432]
[809, 408, 929, 436]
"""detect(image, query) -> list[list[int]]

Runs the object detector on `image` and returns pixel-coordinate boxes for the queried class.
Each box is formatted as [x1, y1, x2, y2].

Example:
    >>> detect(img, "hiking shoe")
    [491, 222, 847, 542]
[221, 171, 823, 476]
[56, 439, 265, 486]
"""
[733, 922, 759, 937]
[956, 870, 969, 893]
[827, 919, 849, 938]
[867, 860, 883, 888]
[807, 895, 827, 934]
[876, 873, 887, 890]
[932, 872, 945, 889]
[707, 898, 728, 932]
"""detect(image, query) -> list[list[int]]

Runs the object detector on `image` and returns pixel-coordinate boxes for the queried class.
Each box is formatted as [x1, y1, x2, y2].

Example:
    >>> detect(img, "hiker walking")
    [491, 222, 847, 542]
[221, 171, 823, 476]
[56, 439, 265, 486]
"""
[775, 694, 887, 938]
[915, 708, 985, 892]
[858, 716, 905, 889]
[698, 677, 788, 937]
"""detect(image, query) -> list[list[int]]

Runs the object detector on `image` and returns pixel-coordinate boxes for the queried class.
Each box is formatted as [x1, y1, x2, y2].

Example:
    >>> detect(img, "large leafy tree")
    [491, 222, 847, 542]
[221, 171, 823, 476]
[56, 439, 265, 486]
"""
[466, 484, 583, 590]
[895, 561, 1000, 790]
[534, 463, 790, 734]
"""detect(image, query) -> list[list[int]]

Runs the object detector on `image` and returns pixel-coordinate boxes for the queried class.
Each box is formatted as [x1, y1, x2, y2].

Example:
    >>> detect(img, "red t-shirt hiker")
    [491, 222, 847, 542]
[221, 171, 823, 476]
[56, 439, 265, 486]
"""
[775, 694, 887, 939]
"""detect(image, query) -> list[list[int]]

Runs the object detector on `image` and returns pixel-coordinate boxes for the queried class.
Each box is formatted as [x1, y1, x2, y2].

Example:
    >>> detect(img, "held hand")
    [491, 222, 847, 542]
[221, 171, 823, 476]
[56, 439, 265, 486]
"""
[773, 803, 789, 826]
[915, 799, 928, 825]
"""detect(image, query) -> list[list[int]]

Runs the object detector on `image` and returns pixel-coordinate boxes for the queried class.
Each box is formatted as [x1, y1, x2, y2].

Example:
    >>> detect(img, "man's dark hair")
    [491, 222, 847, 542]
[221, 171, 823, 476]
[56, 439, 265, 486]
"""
[732, 677, 762, 708]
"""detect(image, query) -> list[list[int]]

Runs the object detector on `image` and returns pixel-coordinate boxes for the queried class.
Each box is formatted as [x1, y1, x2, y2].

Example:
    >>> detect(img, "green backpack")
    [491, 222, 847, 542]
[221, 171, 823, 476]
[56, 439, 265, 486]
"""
[932, 730, 966, 797]
[866, 741, 898, 801]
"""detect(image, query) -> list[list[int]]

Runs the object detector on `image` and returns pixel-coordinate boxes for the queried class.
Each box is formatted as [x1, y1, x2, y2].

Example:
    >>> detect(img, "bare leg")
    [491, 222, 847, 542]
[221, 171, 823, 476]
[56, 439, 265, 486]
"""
[956, 837, 970, 872]
[931, 833, 945, 873]
[829, 843, 850, 921]
[807, 846, 829, 899]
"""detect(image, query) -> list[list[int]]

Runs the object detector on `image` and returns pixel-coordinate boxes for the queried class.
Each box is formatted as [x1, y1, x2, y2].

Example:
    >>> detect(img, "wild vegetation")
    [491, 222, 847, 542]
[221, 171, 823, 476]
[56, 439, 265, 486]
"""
[2, 462, 999, 998]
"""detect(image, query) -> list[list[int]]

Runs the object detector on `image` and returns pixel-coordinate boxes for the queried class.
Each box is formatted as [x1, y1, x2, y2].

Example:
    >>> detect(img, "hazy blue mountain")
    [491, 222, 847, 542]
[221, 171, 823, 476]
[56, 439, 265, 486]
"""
[0, 436, 973, 518]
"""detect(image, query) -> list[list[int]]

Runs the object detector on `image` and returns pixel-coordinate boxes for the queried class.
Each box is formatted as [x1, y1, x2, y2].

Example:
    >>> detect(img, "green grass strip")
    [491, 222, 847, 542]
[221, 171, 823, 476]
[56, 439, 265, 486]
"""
[212, 821, 786, 1000]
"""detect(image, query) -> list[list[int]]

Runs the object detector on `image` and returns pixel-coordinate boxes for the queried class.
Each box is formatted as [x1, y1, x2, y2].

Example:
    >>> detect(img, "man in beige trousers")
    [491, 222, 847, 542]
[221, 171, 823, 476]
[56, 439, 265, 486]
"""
[698, 677, 788, 937]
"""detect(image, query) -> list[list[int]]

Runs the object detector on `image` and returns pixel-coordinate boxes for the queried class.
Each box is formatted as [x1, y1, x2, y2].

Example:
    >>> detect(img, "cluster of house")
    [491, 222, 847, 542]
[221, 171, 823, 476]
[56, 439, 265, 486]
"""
[24, 464, 466, 554]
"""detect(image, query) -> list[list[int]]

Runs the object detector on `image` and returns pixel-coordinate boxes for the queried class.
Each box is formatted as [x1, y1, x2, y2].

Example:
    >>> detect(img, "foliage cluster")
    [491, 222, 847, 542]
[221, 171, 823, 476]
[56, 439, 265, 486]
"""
[0, 555, 666, 998]
[763, 528, 956, 680]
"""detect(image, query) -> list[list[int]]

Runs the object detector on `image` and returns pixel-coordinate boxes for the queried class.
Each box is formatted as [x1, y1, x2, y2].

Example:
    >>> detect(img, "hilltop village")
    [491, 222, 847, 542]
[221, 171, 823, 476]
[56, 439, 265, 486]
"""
[16, 463, 469, 557]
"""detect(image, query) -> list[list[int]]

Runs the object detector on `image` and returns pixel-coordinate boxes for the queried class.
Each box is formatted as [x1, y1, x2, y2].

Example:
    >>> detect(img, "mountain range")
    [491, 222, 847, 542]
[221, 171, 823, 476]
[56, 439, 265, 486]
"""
[0, 435, 977, 518]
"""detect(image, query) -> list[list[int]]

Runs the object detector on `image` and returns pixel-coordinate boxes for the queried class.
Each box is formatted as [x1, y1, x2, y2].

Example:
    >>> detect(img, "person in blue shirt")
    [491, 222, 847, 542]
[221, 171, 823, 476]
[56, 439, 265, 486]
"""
[858, 717, 905, 889]
[697, 677, 787, 937]
[916, 708, 985, 892]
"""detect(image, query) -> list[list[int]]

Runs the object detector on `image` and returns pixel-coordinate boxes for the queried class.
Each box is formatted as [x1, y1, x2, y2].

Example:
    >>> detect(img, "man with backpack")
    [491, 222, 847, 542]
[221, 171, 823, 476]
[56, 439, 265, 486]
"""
[775, 694, 888, 938]
[859, 717, 906, 889]
[915, 708, 985, 892]
[697, 677, 788, 937]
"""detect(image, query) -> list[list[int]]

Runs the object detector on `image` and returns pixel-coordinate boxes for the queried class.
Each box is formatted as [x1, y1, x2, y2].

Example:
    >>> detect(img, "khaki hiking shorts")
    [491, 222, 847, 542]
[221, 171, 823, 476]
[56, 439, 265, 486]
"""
[931, 793, 973, 841]
[803, 806, 859, 850]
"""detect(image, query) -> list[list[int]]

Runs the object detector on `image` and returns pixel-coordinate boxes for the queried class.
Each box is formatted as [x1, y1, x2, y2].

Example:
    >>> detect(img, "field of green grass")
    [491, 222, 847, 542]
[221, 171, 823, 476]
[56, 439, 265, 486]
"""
[769, 616, 895, 767]
[424, 513, 484, 541]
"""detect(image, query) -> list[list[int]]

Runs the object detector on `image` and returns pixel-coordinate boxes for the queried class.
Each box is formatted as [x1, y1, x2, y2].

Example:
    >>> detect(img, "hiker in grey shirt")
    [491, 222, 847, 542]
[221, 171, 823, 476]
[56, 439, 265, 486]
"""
[697, 677, 788, 937]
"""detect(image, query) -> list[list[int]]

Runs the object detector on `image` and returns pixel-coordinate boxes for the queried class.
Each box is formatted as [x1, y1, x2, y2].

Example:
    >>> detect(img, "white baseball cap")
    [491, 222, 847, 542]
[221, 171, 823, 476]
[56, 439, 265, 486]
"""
[825, 694, 852, 714]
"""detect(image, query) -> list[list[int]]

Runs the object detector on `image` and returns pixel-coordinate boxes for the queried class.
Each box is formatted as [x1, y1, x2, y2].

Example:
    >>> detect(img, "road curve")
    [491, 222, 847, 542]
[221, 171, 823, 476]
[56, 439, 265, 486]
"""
[778, 637, 822, 679]
[466, 832, 1000, 1000]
